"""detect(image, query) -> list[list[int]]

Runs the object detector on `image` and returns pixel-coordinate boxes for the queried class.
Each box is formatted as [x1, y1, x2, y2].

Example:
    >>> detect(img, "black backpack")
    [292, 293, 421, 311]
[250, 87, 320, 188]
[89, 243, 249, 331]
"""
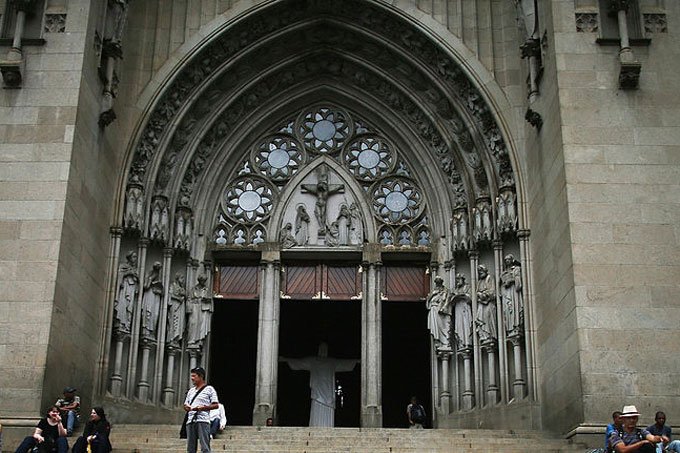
[410, 404, 425, 424]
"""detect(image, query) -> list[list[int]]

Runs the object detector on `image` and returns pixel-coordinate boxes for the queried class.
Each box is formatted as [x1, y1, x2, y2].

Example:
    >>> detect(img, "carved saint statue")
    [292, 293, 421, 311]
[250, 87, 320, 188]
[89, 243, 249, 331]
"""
[301, 166, 345, 235]
[452, 273, 473, 350]
[336, 203, 350, 245]
[426, 276, 452, 351]
[114, 251, 138, 334]
[141, 261, 163, 340]
[349, 202, 363, 245]
[325, 220, 340, 247]
[500, 254, 524, 337]
[475, 264, 497, 343]
[279, 222, 297, 249]
[187, 274, 213, 348]
[295, 205, 310, 245]
[166, 272, 186, 347]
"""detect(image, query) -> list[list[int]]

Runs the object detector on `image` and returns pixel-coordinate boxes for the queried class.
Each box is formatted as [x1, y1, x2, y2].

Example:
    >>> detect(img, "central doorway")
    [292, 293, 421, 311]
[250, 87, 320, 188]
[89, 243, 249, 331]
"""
[277, 300, 361, 427]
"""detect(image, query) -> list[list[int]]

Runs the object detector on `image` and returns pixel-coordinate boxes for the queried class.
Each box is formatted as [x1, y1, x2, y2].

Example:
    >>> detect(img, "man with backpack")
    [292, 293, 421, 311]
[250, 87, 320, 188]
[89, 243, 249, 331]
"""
[407, 396, 426, 429]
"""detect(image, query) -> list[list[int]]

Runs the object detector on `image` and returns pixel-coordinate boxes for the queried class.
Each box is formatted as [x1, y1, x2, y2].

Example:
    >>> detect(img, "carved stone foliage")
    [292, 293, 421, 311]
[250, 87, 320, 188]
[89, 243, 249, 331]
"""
[575, 13, 599, 33]
[44, 13, 66, 33]
[644, 14, 667, 34]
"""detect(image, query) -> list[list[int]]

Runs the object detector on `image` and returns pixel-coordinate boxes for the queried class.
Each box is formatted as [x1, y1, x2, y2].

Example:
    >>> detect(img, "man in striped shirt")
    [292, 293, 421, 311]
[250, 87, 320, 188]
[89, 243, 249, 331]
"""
[183, 367, 219, 453]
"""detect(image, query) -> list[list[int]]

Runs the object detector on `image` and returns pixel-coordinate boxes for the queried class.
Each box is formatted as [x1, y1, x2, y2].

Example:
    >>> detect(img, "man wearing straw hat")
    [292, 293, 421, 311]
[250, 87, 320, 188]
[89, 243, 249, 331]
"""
[609, 405, 663, 453]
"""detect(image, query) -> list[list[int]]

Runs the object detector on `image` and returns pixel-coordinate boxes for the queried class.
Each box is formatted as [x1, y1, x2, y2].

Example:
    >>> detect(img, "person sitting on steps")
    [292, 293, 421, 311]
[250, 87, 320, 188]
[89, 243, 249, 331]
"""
[71, 407, 112, 453]
[14, 406, 68, 453]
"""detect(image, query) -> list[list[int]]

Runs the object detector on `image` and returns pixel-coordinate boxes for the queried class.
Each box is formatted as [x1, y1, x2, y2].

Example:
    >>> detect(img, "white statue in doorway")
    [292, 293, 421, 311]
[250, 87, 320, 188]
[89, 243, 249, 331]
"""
[295, 205, 310, 245]
[349, 202, 363, 245]
[280, 342, 359, 427]
[114, 250, 138, 335]
[166, 272, 186, 347]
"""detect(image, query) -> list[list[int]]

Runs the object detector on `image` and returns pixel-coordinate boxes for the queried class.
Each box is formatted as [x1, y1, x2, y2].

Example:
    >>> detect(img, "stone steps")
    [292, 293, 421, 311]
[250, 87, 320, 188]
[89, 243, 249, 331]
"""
[108, 425, 586, 453]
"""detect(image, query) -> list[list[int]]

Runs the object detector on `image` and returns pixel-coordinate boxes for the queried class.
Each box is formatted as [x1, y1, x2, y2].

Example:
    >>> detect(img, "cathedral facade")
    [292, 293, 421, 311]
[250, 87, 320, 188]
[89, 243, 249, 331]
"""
[0, 0, 678, 443]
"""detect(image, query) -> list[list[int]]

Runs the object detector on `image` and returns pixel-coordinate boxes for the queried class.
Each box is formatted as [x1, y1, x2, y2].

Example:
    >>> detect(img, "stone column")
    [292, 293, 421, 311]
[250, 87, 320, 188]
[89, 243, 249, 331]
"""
[459, 348, 474, 410]
[188, 346, 200, 371]
[437, 350, 453, 414]
[126, 237, 149, 398]
[493, 240, 508, 403]
[253, 255, 280, 425]
[509, 335, 526, 400]
[103, 227, 123, 396]
[109, 330, 128, 397]
[468, 251, 480, 408]
[152, 247, 174, 403]
[137, 337, 154, 401]
[518, 229, 535, 400]
[163, 345, 179, 406]
[482, 341, 500, 404]
[361, 256, 382, 427]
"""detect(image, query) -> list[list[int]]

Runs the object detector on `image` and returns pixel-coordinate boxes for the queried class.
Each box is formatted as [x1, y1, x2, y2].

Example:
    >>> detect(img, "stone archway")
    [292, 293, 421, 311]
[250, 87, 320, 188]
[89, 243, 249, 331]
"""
[103, 0, 536, 429]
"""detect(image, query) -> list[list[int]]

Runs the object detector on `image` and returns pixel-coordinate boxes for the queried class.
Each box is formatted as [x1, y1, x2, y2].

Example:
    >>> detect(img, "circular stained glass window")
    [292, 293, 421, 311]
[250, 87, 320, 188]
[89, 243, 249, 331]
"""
[252, 135, 304, 181]
[296, 107, 351, 154]
[343, 136, 394, 181]
[223, 176, 274, 223]
[371, 177, 422, 224]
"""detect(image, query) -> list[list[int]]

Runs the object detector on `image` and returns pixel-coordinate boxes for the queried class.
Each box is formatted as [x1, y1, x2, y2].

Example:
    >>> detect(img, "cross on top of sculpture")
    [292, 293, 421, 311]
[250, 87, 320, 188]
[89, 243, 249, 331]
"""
[300, 165, 345, 235]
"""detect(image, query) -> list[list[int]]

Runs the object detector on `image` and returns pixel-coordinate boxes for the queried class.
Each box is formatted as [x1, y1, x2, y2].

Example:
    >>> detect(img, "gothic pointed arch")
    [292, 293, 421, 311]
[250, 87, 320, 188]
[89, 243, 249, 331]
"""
[106, 0, 536, 427]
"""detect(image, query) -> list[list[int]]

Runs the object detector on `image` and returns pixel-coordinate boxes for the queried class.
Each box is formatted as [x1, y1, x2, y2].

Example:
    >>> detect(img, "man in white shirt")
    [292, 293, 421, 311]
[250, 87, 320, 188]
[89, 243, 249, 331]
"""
[183, 367, 219, 453]
[209, 403, 226, 439]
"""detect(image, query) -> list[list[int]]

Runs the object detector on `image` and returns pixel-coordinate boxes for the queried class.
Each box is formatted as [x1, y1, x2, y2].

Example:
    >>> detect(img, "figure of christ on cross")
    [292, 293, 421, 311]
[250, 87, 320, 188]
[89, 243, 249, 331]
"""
[301, 165, 344, 235]
[280, 342, 359, 427]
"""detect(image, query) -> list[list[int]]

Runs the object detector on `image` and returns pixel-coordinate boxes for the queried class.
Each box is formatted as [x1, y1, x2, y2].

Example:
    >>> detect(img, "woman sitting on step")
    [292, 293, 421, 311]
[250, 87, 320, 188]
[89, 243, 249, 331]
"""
[72, 407, 112, 453]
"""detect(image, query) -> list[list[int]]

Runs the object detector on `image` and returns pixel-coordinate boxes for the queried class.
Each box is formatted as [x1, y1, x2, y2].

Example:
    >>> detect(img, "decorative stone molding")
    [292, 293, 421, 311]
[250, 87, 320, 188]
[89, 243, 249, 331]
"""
[619, 61, 641, 90]
[575, 13, 598, 33]
[43, 13, 66, 33]
[643, 14, 667, 34]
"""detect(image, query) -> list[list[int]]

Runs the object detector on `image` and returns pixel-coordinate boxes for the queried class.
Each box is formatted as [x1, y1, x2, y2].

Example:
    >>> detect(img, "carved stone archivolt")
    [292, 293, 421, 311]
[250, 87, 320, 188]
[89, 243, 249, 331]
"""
[121, 1, 521, 249]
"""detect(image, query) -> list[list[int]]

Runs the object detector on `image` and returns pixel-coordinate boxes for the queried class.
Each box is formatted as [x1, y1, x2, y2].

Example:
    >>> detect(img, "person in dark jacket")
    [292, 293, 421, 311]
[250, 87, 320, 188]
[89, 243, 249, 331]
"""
[72, 407, 112, 453]
[15, 406, 68, 453]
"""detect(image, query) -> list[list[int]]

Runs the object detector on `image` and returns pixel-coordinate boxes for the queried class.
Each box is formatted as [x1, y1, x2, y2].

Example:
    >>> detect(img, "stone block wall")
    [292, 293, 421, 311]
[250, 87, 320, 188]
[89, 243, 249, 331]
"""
[553, 0, 680, 440]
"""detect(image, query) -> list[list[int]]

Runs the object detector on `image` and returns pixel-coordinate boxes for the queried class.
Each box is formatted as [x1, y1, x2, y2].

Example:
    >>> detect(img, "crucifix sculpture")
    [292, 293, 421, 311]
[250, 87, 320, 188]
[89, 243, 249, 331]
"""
[301, 165, 344, 235]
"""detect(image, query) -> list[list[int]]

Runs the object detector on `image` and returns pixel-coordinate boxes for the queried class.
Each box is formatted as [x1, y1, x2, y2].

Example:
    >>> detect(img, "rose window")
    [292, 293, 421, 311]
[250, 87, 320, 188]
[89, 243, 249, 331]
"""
[296, 107, 351, 154]
[252, 135, 304, 181]
[223, 176, 274, 223]
[371, 177, 422, 224]
[344, 136, 394, 181]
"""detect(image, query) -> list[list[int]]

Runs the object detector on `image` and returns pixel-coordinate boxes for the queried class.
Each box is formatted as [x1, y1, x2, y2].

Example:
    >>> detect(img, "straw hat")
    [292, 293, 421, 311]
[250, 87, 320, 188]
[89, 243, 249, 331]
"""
[621, 405, 641, 417]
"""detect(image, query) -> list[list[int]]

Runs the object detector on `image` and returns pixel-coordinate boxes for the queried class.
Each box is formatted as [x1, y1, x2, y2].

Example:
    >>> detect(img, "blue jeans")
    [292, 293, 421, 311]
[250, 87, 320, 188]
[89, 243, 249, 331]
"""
[209, 418, 220, 436]
[15, 436, 68, 453]
[186, 422, 211, 453]
[65, 411, 78, 434]
[661, 440, 680, 453]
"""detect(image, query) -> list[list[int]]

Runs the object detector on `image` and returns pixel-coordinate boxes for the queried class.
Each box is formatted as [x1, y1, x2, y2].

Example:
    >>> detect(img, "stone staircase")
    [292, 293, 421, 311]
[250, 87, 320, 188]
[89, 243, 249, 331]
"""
[110, 424, 588, 453]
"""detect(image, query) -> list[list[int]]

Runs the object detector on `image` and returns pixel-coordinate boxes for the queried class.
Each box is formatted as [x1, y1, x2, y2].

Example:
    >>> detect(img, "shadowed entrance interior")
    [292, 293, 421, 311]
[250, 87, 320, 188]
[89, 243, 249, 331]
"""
[277, 300, 361, 427]
[209, 299, 258, 426]
[382, 300, 431, 428]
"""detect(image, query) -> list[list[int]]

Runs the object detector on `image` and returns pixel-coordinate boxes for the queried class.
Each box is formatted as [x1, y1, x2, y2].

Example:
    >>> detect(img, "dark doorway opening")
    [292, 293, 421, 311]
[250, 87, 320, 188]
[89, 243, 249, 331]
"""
[277, 300, 361, 427]
[382, 300, 431, 428]
[208, 299, 258, 426]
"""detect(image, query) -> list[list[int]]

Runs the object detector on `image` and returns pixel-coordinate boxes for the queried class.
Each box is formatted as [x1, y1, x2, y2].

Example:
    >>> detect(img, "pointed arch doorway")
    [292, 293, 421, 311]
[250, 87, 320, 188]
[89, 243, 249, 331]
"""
[108, 0, 536, 432]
